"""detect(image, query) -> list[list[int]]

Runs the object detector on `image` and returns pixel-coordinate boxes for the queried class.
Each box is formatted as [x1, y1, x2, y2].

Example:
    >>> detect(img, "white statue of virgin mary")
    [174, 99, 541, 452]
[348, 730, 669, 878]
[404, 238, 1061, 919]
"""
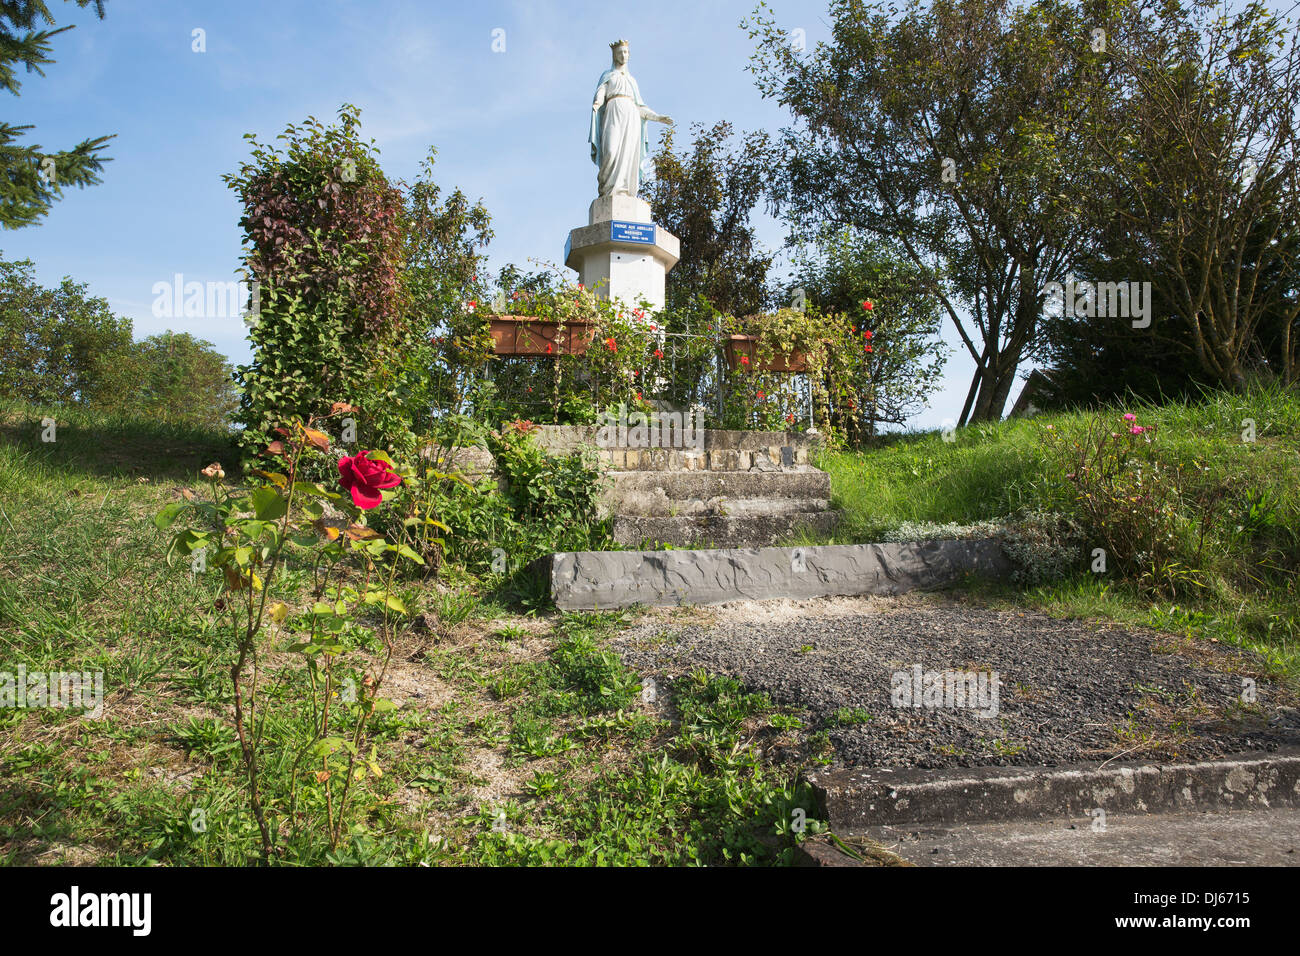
[588, 39, 673, 199]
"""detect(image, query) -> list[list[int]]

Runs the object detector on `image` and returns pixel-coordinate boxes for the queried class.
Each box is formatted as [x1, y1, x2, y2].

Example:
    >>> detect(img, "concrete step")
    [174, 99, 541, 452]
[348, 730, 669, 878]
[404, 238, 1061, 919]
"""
[625, 496, 833, 518]
[610, 511, 841, 549]
[804, 749, 1300, 832]
[532, 424, 821, 461]
[599, 445, 812, 471]
[861, 809, 1300, 866]
[602, 468, 831, 518]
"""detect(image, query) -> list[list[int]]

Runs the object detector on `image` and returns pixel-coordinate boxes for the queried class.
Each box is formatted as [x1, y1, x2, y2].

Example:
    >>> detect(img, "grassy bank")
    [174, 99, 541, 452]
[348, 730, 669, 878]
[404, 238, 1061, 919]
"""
[816, 384, 1300, 678]
[0, 401, 827, 865]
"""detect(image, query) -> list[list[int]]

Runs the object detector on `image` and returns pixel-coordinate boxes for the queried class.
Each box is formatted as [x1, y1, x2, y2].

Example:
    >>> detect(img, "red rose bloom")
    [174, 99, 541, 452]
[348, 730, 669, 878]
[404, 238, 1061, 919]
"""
[338, 450, 402, 510]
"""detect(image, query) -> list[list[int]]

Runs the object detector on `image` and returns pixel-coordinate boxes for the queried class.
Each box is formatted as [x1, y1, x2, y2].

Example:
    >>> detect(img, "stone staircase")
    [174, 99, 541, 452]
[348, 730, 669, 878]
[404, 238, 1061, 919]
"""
[532, 425, 840, 549]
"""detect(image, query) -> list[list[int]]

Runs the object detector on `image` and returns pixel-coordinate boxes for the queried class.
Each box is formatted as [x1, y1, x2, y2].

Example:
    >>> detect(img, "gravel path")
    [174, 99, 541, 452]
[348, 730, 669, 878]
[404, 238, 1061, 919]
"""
[613, 595, 1300, 769]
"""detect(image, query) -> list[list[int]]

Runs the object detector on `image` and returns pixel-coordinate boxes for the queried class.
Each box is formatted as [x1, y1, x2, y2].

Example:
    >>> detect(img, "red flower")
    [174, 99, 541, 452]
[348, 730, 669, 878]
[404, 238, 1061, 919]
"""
[864, 344, 873, 353]
[545, 343, 554, 354]
[605, 337, 618, 352]
[757, 390, 766, 399]
[786, 413, 795, 424]
[862, 300, 874, 311]
[654, 348, 664, 359]
[863, 329, 873, 339]
[338, 450, 401, 510]
[635, 392, 643, 400]
[740, 356, 750, 366]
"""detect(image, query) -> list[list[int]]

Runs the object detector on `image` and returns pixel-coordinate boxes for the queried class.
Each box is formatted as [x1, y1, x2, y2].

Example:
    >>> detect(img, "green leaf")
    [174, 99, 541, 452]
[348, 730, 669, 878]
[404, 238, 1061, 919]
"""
[293, 482, 340, 500]
[155, 502, 190, 529]
[250, 487, 288, 522]
[396, 544, 426, 565]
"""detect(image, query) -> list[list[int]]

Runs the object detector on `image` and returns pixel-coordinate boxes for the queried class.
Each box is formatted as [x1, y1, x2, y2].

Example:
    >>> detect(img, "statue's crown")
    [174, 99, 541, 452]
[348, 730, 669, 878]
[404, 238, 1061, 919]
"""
[610, 39, 629, 50]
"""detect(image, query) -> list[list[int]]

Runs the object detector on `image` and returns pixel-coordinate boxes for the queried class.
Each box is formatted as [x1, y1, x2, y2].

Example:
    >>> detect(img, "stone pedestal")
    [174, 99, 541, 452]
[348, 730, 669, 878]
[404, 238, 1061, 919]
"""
[564, 195, 679, 313]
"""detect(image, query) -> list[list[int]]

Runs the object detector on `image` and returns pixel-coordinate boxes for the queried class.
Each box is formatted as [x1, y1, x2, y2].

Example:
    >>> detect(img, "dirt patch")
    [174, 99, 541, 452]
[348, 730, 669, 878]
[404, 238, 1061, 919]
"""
[613, 594, 1300, 770]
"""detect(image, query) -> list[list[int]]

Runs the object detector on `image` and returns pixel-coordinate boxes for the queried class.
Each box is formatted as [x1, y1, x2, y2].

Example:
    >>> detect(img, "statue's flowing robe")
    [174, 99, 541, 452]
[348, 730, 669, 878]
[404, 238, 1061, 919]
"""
[589, 67, 651, 197]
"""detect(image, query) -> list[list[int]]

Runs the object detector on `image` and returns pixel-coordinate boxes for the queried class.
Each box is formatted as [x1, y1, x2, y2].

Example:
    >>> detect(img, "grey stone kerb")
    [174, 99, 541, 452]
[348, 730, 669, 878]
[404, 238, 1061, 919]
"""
[550, 538, 1010, 611]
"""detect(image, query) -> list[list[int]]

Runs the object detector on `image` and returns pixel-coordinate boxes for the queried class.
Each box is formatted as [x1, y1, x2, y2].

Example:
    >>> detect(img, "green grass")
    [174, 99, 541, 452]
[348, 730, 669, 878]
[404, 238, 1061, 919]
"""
[819, 383, 1300, 538]
[814, 382, 1300, 678]
[6, 387, 1294, 864]
[0, 400, 826, 865]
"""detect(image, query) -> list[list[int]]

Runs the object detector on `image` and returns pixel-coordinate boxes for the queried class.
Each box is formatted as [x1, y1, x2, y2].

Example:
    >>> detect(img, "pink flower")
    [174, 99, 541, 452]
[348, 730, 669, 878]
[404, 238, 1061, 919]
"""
[1130, 425, 1145, 434]
[1123, 413, 1136, 422]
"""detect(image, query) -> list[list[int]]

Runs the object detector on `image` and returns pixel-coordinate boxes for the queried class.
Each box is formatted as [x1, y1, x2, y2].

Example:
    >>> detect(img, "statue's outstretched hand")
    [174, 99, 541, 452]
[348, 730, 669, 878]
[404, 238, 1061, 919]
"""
[659, 115, 674, 125]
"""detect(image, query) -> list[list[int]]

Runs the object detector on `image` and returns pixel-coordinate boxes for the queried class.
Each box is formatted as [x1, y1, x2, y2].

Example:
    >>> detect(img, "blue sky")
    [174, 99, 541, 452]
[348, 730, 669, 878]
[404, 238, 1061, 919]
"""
[4, 0, 1011, 427]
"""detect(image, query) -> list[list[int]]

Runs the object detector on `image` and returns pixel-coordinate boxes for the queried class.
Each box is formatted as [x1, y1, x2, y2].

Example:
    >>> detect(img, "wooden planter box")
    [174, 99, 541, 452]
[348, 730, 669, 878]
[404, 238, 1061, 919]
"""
[489, 315, 595, 356]
[725, 334, 808, 373]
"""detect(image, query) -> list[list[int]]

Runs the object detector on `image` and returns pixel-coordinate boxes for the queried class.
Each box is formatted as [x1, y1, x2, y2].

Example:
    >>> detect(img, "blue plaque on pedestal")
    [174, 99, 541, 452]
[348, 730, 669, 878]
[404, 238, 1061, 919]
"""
[610, 221, 656, 244]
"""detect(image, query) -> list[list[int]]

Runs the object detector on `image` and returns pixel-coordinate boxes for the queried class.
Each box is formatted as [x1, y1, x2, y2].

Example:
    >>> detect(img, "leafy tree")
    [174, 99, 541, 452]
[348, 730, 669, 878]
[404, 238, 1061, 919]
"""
[644, 121, 776, 319]
[0, 256, 236, 427]
[132, 331, 238, 429]
[401, 148, 493, 430]
[0, 254, 131, 404]
[748, 0, 1111, 422]
[788, 230, 948, 435]
[0, 0, 114, 228]
[1083, 0, 1300, 388]
[224, 105, 409, 459]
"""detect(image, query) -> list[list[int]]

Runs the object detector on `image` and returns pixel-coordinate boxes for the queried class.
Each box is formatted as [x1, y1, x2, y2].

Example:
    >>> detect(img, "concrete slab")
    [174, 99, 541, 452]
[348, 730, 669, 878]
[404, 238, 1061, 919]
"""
[868, 808, 1300, 866]
[550, 538, 1010, 610]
